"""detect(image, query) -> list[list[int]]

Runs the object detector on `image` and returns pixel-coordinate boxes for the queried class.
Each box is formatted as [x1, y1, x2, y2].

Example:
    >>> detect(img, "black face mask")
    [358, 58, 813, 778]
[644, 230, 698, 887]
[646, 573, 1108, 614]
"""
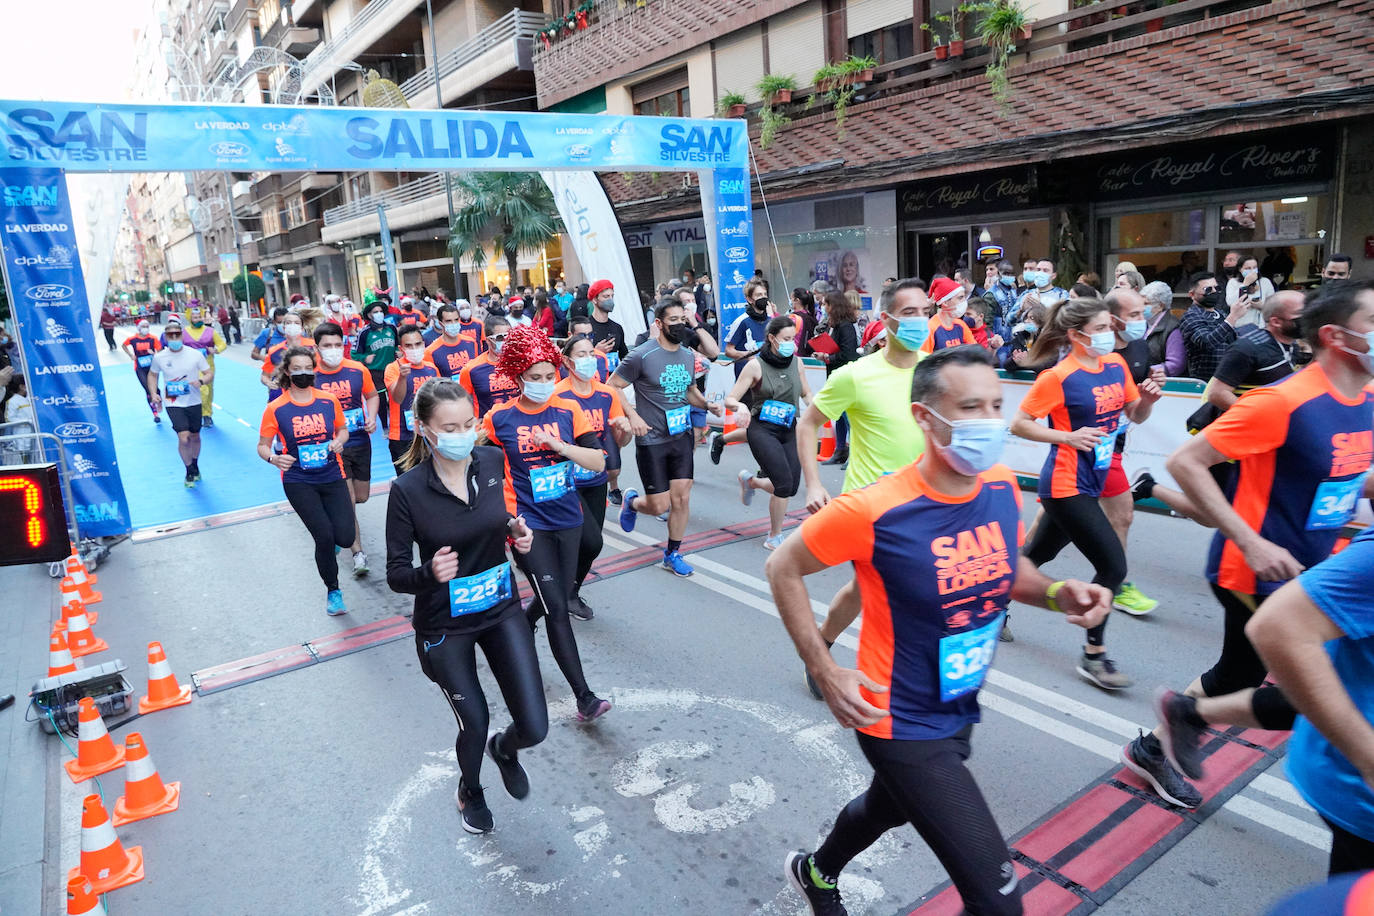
[1198, 291, 1220, 310]
[1280, 317, 1302, 339]
[746, 299, 769, 320]
[662, 323, 690, 345]
[290, 371, 315, 389]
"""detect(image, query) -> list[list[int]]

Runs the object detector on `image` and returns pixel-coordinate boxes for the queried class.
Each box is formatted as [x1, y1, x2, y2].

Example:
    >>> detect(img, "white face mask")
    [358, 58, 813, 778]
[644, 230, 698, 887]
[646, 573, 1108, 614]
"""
[404, 346, 426, 364]
[319, 346, 345, 368]
[283, 323, 302, 338]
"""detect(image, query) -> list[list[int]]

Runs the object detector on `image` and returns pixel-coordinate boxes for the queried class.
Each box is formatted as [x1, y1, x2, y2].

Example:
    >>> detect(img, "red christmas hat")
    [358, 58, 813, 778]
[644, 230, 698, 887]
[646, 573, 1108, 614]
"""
[495, 325, 562, 384]
[929, 277, 962, 305]
[588, 279, 613, 299]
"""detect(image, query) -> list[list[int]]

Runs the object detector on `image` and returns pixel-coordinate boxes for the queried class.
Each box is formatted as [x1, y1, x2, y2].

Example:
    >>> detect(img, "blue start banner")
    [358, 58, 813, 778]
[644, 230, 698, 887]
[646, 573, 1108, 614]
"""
[0, 101, 750, 173]
[698, 167, 754, 333]
[0, 166, 131, 537]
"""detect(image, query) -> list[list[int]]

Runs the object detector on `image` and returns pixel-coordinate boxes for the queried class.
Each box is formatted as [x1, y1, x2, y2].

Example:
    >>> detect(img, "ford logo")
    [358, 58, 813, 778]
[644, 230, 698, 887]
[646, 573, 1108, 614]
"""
[55, 422, 98, 437]
[210, 141, 249, 157]
[26, 283, 73, 301]
[724, 246, 749, 260]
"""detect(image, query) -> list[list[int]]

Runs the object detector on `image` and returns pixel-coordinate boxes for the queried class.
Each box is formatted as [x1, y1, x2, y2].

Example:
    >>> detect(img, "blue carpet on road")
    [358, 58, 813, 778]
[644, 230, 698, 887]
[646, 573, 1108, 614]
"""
[103, 353, 395, 530]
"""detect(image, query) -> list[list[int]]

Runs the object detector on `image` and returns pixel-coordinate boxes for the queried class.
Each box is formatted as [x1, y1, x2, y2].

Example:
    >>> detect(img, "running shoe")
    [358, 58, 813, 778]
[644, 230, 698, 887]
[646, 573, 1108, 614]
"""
[486, 733, 530, 800]
[1155, 688, 1208, 780]
[1130, 469, 1157, 502]
[784, 851, 847, 916]
[1113, 582, 1158, 616]
[999, 616, 1015, 643]
[570, 595, 594, 621]
[202, 416, 214, 428]
[608, 488, 623, 507]
[739, 470, 756, 506]
[710, 432, 726, 466]
[619, 488, 639, 532]
[577, 694, 612, 722]
[352, 551, 369, 578]
[455, 780, 494, 834]
[763, 534, 785, 550]
[325, 589, 348, 616]
[184, 470, 196, 489]
[1076, 653, 1131, 689]
[804, 669, 824, 701]
[662, 550, 694, 578]
[1122, 731, 1201, 809]
[153, 414, 161, 424]
[190, 461, 202, 482]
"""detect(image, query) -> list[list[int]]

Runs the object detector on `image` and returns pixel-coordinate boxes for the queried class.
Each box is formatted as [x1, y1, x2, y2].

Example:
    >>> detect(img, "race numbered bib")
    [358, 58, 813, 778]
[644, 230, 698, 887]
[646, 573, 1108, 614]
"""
[1092, 425, 1117, 470]
[297, 442, 330, 470]
[343, 408, 366, 432]
[165, 380, 191, 397]
[530, 461, 571, 502]
[572, 460, 601, 483]
[759, 399, 796, 427]
[404, 408, 415, 431]
[665, 405, 690, 435]
[605, 353, 620, 375]
[1306, 473, 1367, 530]
[137, 354, 153, 368]
[448, 563, 513, 617]
[938, 614, 1004, 702]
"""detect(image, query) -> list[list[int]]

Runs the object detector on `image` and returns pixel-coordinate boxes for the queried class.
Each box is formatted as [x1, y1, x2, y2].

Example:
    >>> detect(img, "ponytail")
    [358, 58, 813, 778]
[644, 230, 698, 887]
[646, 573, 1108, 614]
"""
[397, 377, 474, 472]
[1027, 297, 1106, 365]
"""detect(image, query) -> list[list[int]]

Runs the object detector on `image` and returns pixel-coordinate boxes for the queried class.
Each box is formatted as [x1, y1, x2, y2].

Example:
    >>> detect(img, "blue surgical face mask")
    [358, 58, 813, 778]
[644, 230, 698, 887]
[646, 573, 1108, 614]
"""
[1031, 270, 1052, 288]
[922, 405, 1007, 476]
[431, 428, 476, 461]
[891, 314, 930, 351]
[523, 379, 555, 403]
[1120, 319, 1147, 342]
[444, 322, 463, 338]
[572, 355, 599, 380]
[166, 338, 184, 351]
[1022, 270, 1034, 284]
[776, 340, 796, 358]
[1082, 329, 1116, 356]
[999, 274, 1016, 287]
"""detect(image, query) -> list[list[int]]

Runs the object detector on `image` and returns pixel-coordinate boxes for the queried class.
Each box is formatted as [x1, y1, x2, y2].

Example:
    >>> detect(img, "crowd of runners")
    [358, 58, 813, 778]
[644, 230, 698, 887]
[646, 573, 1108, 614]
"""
[120, 262, 1374, 914]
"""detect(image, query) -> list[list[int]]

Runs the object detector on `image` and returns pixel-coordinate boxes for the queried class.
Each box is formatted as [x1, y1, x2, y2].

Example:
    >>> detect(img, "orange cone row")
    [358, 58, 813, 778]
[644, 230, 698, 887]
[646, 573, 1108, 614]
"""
[139, 642, 192, 714]
[66, 873, 108, 916]
[68, 794, 143, 895]
[48, 624, 78, 677]
[64, 552, 102, 604]
[59, 578, 97, 625]
[64, 698, 125, 783]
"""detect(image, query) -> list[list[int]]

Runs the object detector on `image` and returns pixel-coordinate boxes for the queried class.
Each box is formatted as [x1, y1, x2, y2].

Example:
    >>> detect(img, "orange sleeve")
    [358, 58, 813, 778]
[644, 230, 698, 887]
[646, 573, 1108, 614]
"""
[424, 340, 441, 359]
[918, 332, 935, 354]
[1203, 385, 1292, 460]
[383, 362, 399, 388]
[359, 365, 377, 396]
[259, 401, 280, 440]
[961, 323, 976, 344]
[1018, 366, 1065, 419]
[800, 489, 877, 567]
[482, 410, 500, 447]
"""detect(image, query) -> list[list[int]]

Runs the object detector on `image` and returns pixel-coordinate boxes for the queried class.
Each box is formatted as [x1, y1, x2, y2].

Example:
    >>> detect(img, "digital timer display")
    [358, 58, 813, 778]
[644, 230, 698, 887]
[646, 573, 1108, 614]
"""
[0, 464, 70, 566]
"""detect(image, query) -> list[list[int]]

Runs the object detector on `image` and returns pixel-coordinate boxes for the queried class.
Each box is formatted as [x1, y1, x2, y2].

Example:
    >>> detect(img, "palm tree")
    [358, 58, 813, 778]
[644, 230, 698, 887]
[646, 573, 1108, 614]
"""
[448, 172, 562, 291]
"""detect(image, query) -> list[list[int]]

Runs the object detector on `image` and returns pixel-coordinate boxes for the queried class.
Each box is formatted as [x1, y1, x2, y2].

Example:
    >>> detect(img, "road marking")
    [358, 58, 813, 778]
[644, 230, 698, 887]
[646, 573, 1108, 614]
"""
[663, 549, 1328, 851]
[237, 417, 251, 428]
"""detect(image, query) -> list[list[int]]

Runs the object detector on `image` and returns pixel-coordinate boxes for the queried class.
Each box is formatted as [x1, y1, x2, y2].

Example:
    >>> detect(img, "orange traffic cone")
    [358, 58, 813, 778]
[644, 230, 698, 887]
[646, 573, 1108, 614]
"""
[723, 410, 737, 436]
[61, 608, 106, 658]
[64, 697, 125, 782]
[65, 873, 107, 916]
[48, 624, 78, 677]
[817, 421, 836, 460]
[64, 554, 102, 605]
[113, 733, 180, 825]
[60, 583, 97, 626]
[138, 642, 192, 714]
[67, 794, 143, 894]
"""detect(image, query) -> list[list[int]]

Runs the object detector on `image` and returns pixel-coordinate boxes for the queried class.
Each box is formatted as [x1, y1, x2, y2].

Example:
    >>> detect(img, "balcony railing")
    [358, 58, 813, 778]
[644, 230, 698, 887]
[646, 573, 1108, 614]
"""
[302, 0, 417, 71]
[397, 9, 542, 102]
[323, 173, 451, 226]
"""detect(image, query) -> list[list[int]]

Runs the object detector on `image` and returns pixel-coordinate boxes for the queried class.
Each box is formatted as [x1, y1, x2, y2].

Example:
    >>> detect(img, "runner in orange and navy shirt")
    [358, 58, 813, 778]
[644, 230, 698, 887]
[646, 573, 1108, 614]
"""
[1011, 297, 1161, 691]
[554, 332, 632, 620]
[1125, 280, 1374, 812]
[425, 303, 481, 378]
[257, 345, 355, 617]
[919, 277, 976, 352]
[120, 319, 162, 423]
[396, 297, 429, 328]
[456, 299, 486, 352]
[384, 323, 440, 474]
[260, 313, 315, 400]
[314, 321, 381, 578]
[458, 317, 520, 417]
[767, 346, 1109, 916]
[482, 325, 612, 722]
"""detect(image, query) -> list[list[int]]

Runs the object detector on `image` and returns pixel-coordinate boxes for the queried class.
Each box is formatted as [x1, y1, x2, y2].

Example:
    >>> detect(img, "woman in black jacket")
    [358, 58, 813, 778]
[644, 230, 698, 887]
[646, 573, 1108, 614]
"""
[386, 377, 545, 836]
[818, 290, 860, 465]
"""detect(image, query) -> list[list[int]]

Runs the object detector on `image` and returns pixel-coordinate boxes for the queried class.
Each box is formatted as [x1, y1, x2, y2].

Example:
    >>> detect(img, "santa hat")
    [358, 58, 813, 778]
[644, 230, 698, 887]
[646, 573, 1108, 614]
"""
[929, 277, 962, 305]
[588, 279, 614, 300]
[509, 295, 525, 307]
[495, 325, 562, 383]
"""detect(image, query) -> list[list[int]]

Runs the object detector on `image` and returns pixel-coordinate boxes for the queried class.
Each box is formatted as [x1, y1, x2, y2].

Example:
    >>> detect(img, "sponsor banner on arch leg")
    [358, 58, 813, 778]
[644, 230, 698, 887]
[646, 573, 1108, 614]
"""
[698, 164, 753, 333]
[0, 166, 130, 536]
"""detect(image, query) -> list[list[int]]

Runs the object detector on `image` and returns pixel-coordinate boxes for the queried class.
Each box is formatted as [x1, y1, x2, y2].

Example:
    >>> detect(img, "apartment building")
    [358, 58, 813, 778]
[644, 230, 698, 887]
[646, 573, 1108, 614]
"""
[534, 0, 1374, 303]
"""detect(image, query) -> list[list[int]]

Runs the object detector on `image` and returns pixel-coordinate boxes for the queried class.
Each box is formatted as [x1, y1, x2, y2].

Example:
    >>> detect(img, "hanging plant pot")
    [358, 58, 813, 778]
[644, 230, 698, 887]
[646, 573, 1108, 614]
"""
[949, 39, 965, 56]
[855, 67, 874, 82]
[1145, 16, 1163, 30]
[767, 89, 793, 104]
[1020, 24, 1033, 40]
[934, 44, 949, 60]
[728, 103, 747, 117]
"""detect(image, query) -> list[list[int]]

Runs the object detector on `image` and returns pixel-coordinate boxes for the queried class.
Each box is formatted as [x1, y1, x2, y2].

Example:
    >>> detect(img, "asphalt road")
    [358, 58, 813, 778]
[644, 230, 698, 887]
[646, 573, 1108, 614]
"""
[0, 337, 1334, 916]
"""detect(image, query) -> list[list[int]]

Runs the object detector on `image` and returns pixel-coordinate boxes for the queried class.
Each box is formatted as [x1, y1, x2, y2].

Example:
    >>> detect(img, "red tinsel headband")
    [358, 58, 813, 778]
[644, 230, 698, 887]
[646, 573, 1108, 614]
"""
[495, 325, 563, 382]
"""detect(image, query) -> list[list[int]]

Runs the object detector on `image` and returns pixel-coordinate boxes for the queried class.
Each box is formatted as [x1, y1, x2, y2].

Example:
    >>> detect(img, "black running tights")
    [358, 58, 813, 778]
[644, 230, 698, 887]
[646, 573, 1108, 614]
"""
[575, 483, 607, 592]
[283, 480, 356, 592]
[1024, 494, 1125, 647]
[415, 615, 549, 789]
[1199, 585, 1296, 731]
[520, 525, 593, 703]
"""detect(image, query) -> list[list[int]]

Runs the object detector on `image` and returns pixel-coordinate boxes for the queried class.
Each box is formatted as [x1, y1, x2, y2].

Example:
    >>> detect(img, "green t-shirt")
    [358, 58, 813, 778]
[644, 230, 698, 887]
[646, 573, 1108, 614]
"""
[811, 351, 926, 491]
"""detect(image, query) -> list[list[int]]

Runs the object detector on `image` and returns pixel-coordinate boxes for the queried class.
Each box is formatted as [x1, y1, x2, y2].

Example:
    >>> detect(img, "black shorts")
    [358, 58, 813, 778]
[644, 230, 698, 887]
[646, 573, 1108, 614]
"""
[166, 405, 202, 433]
[339, 440, 372, 482]
[635, 433, 694, 496]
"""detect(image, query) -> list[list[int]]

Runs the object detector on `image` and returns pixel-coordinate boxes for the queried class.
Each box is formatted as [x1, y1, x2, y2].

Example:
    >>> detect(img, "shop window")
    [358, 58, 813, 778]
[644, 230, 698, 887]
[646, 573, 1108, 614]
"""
[848, 20, 914, 64]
